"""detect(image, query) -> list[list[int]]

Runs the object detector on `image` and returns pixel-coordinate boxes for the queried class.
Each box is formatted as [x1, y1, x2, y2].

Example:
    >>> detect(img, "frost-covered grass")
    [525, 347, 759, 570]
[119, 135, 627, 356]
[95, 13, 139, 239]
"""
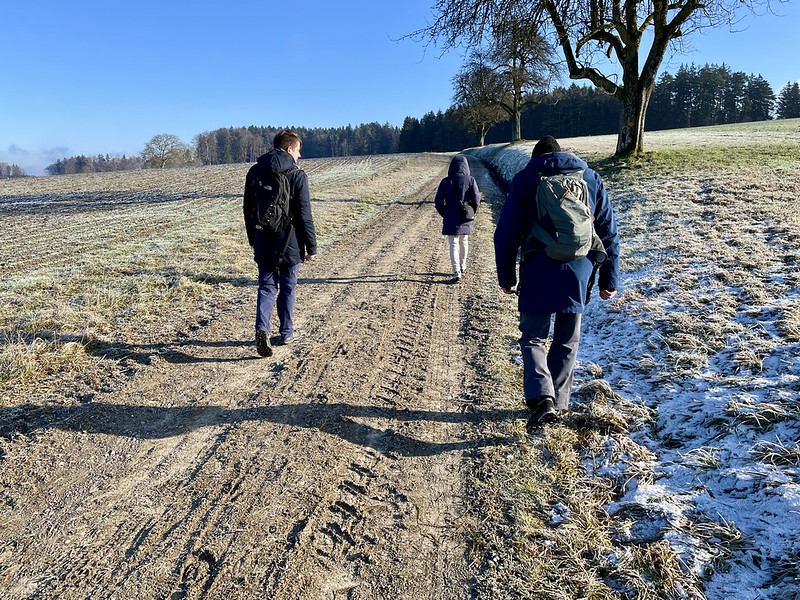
[469, 119, 800, 598]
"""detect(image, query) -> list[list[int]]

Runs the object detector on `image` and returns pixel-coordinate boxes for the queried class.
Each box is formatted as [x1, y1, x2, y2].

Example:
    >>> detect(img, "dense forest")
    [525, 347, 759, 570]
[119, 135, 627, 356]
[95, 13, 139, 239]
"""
[194, 123, 400, 164]
[28, 64, 800, 177]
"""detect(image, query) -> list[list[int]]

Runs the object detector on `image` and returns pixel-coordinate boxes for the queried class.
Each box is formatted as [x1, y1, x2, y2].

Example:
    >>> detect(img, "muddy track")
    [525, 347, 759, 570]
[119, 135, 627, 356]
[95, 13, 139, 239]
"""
[0, 157, 513, 599]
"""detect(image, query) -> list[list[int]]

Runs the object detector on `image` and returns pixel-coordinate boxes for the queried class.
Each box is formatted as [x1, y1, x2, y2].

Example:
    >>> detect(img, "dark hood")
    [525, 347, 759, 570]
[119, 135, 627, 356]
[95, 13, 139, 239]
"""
[527, 151, 588, 175]
[448, 154, 471, 179]
[257, 148, 296, 173]
[448, 154, 471, 198]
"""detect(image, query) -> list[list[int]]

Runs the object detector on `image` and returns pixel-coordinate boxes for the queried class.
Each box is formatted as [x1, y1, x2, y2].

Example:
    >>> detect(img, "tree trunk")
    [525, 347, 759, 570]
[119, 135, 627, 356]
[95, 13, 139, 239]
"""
[615, 44, 661, 157]
[540, 0, 684, 157]
[513, 110, 522, 142]
[615, 85, 651, 156]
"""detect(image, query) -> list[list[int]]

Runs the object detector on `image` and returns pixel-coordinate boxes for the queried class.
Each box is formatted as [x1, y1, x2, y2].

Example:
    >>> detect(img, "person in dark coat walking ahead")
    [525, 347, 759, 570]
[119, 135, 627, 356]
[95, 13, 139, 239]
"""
[434, 154, 481, 281]
[494, 136, 620, 432]
[243, 130, 317, 358]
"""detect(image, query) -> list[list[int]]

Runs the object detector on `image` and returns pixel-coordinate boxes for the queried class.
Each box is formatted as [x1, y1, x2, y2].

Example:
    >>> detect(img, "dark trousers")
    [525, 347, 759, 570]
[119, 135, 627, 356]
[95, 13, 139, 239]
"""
[256, 262, 301, 338]
[519, 312, 582, 411]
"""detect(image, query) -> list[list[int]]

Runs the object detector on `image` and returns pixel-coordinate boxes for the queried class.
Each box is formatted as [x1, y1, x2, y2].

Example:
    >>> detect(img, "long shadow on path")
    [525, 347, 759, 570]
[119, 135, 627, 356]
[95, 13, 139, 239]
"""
[1, 401, 524, 458]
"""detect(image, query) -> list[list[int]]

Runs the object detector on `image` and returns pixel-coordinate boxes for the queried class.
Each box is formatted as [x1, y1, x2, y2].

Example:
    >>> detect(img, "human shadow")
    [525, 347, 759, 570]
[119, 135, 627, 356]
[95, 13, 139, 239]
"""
[116, 266, 254, 289]
[1, 401, 524, 458]
[83, 338, 259, 366]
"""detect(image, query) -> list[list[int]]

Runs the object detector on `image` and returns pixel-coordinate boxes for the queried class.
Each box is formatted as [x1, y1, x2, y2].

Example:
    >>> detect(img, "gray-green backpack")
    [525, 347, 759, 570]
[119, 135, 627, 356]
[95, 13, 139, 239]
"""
[522, 169, 607, 265]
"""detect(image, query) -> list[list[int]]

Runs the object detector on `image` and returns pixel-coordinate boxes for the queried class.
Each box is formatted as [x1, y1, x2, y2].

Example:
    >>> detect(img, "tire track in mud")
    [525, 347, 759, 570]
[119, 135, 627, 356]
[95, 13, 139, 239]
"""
[0, 155, 506, 599]
[264, 196, 471, 598]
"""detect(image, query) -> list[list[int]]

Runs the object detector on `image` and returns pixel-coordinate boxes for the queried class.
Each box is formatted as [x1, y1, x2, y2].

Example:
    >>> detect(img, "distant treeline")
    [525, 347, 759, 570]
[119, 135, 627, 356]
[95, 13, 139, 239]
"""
[195, 122, 400, 165]
[400, 85, 622, 153]
[648, 64, 776, 129]
[41, 62, 793, 176]
[45, 154, 143, 176]
[194, 63, 787, 158]
[401, 65, 781, 152]
[0, 162, 27, 178]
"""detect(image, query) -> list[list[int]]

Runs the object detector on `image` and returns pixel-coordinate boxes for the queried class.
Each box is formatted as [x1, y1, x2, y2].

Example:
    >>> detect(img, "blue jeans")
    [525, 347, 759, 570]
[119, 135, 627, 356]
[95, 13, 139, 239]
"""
[519, 312, 582, 411]
[256, 262, 301, 338]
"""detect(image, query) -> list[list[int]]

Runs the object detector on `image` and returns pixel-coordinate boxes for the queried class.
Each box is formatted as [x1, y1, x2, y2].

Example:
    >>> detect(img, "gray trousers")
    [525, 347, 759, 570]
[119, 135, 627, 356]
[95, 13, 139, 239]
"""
[519, 312, 582, 411]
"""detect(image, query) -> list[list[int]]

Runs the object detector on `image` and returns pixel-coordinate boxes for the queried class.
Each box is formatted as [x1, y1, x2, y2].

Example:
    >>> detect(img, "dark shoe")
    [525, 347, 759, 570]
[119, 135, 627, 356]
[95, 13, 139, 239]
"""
[255, 329, 272, 357]
[280, 335, 296, 345]
[525, 396, 557, 433]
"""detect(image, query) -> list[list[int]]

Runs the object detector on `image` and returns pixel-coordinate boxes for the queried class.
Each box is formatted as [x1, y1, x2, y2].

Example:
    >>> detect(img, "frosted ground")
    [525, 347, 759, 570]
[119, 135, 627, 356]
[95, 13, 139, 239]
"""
[473, 122, 800, 598]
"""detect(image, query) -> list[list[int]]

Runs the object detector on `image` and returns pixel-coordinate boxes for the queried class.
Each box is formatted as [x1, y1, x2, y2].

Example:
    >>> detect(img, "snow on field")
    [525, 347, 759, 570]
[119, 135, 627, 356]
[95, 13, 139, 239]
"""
[473, 132, 800, 599]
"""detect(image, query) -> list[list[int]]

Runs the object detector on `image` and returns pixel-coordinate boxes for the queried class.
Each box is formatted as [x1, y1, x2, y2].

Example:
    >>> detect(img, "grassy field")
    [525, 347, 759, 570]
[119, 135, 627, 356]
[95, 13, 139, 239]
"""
[2, 120, 799, 598]
[0, 154, 441, 405]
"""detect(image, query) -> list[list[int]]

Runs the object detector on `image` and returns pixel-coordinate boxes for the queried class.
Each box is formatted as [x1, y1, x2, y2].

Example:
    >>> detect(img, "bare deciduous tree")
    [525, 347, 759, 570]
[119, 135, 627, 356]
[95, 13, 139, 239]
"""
[489, 15, 559, 141]
[415, 0, 782, 156]
[453, 53, 508, 144]
[0, 162, 27, 178]
[452, 13, 559, 142]
[141, 134, 192, 169]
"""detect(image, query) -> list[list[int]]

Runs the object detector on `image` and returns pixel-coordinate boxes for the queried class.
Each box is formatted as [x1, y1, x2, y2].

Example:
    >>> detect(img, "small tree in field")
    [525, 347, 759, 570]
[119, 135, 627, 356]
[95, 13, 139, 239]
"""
[453, 53, 508, 145]
[141, 134, 193, 169]
[452, 13, 559, 143]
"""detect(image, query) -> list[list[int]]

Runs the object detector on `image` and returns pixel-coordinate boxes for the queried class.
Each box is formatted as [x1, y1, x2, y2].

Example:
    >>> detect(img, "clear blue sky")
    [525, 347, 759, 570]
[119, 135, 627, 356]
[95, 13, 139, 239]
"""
[2, 0, 797, 175]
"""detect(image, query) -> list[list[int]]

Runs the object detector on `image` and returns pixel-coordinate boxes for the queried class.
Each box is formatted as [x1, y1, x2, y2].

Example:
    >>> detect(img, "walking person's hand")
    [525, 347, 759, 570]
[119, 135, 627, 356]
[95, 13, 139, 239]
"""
[600, 289, 617, 300]
[501, 287, 516, 295]
[304, 254, 316, 262]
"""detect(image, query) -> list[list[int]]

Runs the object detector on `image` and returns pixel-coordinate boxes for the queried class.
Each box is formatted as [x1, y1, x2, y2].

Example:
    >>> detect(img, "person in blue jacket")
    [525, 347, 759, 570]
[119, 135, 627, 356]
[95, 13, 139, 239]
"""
[494, 136, 620, 431]
[243, 130, 317, 357]
[434, 154, 481, 281]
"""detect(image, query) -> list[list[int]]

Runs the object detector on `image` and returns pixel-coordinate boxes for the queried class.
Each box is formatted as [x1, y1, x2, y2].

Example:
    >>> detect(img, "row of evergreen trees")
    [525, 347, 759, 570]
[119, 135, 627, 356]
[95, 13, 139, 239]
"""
[44, 154, 143, 176]
[400, 66, 792, 153]
[399, 84, 622, 154]
[194, 123, 399, 165]
[648, 64, 775, 129]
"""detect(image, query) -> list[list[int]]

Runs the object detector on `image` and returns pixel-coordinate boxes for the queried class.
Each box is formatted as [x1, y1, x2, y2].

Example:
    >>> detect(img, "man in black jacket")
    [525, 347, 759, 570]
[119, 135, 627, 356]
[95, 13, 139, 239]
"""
[243, 130, 317, 357]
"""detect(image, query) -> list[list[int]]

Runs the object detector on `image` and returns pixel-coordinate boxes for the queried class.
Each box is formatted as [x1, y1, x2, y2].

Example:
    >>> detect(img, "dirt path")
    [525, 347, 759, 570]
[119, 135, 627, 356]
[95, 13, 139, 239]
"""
[0, 158, 511, 599]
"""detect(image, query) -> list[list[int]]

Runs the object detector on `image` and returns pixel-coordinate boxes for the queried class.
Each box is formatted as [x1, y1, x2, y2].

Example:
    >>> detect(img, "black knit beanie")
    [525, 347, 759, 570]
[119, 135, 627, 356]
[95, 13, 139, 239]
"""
[531, 135, 561, 157]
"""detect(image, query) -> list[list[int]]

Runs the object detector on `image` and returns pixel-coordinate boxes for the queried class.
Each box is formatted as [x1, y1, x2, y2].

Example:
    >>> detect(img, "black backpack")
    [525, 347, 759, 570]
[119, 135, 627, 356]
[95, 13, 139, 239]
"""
[250, 166, 296, 234]
[449, 178, 476, 221]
